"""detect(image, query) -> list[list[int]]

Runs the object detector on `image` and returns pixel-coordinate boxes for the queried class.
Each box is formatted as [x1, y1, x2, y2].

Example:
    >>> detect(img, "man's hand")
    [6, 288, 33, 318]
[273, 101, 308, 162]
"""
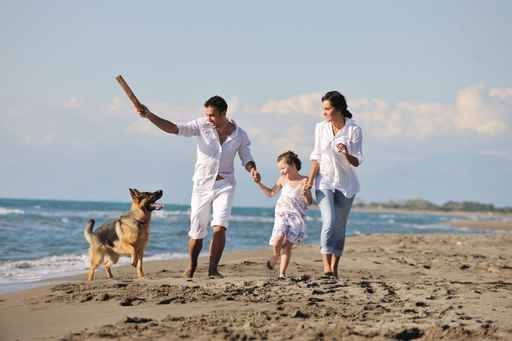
[250, 168, 261, 183]
[135, 104, 149, 118]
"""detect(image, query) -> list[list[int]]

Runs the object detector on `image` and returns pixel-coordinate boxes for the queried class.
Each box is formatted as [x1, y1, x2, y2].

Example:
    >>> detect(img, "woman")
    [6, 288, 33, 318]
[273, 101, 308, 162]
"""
[305, 91, 363, 279]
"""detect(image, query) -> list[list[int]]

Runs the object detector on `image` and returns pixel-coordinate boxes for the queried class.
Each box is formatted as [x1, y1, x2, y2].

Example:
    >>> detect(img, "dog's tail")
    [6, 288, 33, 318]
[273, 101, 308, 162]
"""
[83, 219, 95, 244]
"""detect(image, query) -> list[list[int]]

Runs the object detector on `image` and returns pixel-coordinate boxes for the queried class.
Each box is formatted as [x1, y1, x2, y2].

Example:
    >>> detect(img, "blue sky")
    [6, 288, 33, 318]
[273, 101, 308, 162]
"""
[1, 1, 511, 207]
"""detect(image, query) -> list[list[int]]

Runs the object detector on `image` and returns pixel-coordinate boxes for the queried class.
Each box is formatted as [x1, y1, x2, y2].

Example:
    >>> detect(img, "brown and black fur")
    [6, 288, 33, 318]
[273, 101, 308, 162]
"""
[84, 189, 163, 281]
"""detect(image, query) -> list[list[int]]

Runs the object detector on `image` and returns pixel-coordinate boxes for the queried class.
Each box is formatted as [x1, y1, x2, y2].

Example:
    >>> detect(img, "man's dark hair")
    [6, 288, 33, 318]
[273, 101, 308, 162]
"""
[204, 95, 228, 114]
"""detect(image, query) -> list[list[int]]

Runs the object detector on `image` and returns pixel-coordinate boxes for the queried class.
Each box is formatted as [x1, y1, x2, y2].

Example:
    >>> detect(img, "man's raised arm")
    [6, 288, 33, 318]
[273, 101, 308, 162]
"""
[136, 105, 179, 135]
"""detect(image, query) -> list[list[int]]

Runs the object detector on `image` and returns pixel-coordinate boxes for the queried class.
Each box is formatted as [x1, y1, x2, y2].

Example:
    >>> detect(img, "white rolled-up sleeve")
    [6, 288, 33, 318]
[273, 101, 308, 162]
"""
[177, 119, 201, 137]
[348, 126, 363, 164]
[309, 123, 322, 161]
[238, 130, 254, 167]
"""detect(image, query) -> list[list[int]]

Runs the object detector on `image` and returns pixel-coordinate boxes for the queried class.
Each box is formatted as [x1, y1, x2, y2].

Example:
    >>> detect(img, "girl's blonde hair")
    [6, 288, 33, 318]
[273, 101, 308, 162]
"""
[277, 150, 302, 171]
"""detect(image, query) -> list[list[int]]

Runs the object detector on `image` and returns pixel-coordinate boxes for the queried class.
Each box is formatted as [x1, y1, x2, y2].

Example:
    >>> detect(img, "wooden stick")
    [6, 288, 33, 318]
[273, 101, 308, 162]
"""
[115, 75, 142, 109]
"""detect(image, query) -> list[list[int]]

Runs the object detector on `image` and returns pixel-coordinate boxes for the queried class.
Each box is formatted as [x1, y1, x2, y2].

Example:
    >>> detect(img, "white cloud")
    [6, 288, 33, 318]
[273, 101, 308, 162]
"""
[63, 97, 80, 109]
[479, 149, 512, 160]
[5, 85, 511, 156]
[253, 85, 511, 141]
[350, 99, 452, 139]
[454, 85, 511, 135]
[107, 96, 123, 113]
[126, 120, 164, 137]
[259, 92, 321, 115]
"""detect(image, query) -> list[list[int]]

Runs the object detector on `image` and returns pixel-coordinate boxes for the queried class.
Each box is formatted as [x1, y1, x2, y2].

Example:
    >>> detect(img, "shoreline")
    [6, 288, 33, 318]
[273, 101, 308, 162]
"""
[2, 216, 511, 294]
[353, 206, 512, 218]
[1, 234, 512, 340]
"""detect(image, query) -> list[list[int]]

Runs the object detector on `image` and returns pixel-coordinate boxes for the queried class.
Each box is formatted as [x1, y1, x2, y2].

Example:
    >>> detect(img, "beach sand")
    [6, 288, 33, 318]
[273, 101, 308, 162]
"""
[1, 234, 511, 340]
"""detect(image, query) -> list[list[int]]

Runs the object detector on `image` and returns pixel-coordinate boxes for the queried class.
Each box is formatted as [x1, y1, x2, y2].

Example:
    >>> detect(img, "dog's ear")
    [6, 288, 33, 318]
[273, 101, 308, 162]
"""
[129, 188, 140, 199]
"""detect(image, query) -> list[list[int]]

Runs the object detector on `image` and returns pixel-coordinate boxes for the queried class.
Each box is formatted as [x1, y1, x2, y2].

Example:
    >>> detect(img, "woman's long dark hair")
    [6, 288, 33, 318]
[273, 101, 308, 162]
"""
[321, 91, 352, 118]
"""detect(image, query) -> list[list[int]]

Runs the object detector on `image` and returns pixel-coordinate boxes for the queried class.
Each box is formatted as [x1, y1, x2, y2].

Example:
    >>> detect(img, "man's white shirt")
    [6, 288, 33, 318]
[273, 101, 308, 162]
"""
[177, 117, 254, 193]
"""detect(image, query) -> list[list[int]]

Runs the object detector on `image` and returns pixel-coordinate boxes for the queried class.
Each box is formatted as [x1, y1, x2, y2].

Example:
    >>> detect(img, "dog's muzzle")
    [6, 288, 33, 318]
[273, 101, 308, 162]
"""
[150, 202, 164, 210]
[150, 190, 164, 210]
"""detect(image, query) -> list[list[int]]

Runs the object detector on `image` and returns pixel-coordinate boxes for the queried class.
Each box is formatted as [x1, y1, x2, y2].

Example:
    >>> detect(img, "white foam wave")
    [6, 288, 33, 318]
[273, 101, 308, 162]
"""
[0, 207, 24, 216]
[229, 215, 320, 224]
[230, 215, 274, 223]
[152, 210, 190, 220]
[0, 254, 89, 284]
[31, 210, 124, 220]
[29, 209, 191, 221]
[378, 214, 396, 219]
[403, 222, 453, 231]
[0, 252, 187, 285]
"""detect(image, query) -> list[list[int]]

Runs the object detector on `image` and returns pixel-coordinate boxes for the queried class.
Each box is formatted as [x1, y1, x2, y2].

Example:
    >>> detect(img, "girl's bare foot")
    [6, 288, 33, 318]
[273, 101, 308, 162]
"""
[266, 255, 278, 270]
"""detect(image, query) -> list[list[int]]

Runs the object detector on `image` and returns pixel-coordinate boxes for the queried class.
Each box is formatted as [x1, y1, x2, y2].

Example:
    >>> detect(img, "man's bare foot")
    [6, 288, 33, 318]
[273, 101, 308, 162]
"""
[208, 270, 224, 279]
[184, 268, 195, 278]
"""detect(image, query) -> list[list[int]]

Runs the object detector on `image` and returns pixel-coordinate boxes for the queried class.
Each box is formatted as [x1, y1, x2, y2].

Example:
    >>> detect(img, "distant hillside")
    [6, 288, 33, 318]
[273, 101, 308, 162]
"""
[354, 198, 512, 214]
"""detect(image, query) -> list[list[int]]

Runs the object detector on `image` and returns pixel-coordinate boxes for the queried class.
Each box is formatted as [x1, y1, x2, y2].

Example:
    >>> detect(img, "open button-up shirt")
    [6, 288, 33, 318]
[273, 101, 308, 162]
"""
[309, 119, 364, 198]
[177, 117, 254, 193]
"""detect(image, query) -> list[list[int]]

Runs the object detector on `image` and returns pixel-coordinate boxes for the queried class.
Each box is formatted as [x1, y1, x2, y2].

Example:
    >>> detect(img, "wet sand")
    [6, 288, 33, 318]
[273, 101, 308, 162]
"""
[1, 234, 512, 340]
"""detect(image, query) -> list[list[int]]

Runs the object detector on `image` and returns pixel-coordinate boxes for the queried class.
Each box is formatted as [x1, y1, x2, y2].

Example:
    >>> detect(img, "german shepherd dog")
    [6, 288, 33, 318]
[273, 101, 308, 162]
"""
[84, 189, 163, 281]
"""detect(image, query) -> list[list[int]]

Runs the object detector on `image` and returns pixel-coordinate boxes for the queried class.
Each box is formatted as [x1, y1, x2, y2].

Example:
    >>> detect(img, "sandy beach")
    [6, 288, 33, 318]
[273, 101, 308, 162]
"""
[1, 233, 511, 340]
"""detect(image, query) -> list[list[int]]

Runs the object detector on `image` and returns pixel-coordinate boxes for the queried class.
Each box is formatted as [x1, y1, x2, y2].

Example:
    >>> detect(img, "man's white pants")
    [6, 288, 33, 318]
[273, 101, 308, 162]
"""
[188, 179, 235, 239]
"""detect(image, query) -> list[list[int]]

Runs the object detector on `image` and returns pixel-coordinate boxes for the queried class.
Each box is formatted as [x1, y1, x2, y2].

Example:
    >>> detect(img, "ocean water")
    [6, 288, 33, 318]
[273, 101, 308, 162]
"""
[0, 198, 486, 293]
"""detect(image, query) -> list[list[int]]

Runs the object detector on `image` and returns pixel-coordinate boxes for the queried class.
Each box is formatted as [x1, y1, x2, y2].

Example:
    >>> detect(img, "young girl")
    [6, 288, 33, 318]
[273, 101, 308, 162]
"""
[256, 151, 313, 278]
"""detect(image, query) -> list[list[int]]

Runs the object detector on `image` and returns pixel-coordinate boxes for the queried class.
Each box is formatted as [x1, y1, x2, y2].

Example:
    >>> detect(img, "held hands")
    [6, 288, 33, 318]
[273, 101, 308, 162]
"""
[250, 168, 261, 183]
[304, 178, 313, 191]
[302, 183, 313, 205]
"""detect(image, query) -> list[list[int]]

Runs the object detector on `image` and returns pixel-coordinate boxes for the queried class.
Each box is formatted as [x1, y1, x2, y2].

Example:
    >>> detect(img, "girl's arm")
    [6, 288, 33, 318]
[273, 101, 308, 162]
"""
[256, 177, 283, 198]
[302, 177, 313, 205]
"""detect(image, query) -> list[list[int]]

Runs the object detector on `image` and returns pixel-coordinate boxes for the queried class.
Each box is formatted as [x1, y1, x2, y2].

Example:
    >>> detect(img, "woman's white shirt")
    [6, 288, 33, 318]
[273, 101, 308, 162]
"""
[177, 117, 254, 193]
[309, 119, 363, 198]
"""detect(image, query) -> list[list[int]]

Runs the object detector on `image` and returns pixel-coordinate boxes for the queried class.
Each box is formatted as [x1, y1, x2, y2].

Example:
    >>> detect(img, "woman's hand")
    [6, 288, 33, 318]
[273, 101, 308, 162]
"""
[336, 143, 348, 154]
[304, 178, 313, 191]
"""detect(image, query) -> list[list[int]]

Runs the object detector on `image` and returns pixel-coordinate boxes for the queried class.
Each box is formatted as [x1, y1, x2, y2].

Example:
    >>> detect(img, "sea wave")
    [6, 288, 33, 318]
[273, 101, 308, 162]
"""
[0, 252, 187, 285]
[0, 207, 24, 216]
[152, 210, 190, 221]
[402, 222, 453, 231]
[22, 209, 192, 222]
[230, 215, 274, 223]
[26, 210, 124, 220]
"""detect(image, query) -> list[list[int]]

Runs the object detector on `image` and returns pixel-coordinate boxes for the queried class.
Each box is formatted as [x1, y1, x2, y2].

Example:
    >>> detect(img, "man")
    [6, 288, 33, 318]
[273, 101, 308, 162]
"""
[134, 96, 260, 278]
